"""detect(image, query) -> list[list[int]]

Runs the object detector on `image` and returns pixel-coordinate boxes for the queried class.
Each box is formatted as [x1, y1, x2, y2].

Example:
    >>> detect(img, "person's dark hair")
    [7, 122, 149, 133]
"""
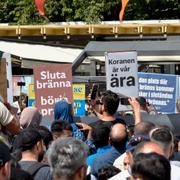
[136, 96, 147, 107]
[101, 90, 120, 115]
[37, 126, 53, 149]
[0, 141, 11, 167]
[97, 166, 121, 180]
[131, 152, 171, 180]
[12, 127, 42, 152]
[151, 127, 173, 145]
[51, 120, 72, 133]
[92, 124, 110, 148]
[134, 122, 155, 136]
[150, 127, 174, 157]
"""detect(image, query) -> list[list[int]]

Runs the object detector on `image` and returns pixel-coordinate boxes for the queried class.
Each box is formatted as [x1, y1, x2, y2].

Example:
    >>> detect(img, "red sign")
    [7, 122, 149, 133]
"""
[34, 64, 73, 117]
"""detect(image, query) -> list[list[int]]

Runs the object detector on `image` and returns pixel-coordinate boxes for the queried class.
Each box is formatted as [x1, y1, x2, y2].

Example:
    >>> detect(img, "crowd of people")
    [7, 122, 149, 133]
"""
[0, 90, 180, 180]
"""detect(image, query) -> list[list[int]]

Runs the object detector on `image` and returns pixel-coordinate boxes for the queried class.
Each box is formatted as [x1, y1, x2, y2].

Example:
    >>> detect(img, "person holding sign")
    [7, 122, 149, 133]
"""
[90, 90, 126, 130]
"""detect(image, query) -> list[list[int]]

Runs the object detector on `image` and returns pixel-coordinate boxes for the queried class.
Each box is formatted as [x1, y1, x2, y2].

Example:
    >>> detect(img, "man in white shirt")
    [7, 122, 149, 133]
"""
[0, 101, 20, 136]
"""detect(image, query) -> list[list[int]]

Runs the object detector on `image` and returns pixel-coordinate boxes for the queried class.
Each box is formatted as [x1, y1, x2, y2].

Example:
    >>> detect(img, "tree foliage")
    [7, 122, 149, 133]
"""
[0, 0, 179, 24]
[125, 0, 180, 20]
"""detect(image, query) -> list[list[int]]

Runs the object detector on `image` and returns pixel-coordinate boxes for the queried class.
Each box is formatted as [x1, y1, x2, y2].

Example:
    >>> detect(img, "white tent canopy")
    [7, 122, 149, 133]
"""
[0, 41, 82, 63]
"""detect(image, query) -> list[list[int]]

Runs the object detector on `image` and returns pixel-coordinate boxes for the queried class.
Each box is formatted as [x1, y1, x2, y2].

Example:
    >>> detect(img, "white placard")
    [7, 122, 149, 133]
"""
[105, 51, 138, 109]
[2, 53, 13, 104]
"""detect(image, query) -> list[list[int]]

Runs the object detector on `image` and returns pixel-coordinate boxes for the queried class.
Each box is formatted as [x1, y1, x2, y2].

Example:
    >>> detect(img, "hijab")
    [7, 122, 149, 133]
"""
[54, 100, 74, 123]
[20, 107, 42, 129]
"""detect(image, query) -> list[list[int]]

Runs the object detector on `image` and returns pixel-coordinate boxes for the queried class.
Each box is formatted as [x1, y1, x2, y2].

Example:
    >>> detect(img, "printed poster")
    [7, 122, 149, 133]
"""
[105, 51, 138, 97]
[105, 51, 138, 110]
[28, 84, 35, 107]
[34, 64, 73, 117]
[138, 72, 178, 114]
[73, 84, 85, 117]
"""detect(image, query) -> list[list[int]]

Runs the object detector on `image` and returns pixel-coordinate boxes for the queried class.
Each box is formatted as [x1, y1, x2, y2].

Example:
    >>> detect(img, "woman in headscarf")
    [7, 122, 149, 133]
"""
[20, 107, 42, 129]
[54, 100, 85, 141]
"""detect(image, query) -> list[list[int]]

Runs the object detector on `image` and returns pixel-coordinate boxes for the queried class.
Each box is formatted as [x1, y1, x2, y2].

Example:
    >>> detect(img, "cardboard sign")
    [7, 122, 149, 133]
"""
[34, 64, 73, 117]
[73, 84, 85, 117]
[105, 51, 138, 97]
[138, 72, 178, 114]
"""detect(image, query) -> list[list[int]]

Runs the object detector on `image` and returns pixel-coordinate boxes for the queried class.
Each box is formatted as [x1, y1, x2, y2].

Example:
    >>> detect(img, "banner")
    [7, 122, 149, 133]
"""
[73, 84, 85, 117]
[138, 72, 178, 114]
[28, 84, 35, 107]
[34, 64, 73, 117]
[105, 51, 138, 97]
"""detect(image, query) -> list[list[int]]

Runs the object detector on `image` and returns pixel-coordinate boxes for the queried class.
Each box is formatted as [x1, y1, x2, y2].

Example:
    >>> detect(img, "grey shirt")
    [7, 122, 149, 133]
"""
[19, 161, 52, 180]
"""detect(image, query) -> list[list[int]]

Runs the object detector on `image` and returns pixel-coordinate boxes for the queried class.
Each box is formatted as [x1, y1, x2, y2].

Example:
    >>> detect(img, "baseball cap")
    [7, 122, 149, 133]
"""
[0, 141, 11, 167]
[13, 128, 42, 151]
[136, 96, 147, 106]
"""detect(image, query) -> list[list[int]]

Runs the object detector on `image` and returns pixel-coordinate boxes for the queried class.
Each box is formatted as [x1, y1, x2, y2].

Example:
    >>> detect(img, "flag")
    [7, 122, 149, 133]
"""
[119, 0, 129, 21]
[35, 0, 45, 16]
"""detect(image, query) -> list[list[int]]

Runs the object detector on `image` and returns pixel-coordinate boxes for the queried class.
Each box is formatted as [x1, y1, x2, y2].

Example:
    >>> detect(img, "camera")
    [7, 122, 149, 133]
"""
[120, 97, 130, 105]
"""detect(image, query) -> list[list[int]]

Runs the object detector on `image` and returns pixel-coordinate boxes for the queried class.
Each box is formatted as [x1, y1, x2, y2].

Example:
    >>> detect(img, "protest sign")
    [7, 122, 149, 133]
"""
[105, 51, 138, 110]
[0, 59, 7, 101]
[138, 72, 178, 114]
[73, 84, 85, 117]
[28, 84, 35, 107]
[3, 53, 13, 104]
[34, 64, 73, 117]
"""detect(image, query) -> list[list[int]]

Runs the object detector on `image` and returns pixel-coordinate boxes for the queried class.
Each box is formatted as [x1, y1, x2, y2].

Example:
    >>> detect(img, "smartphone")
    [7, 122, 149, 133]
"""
[90, 84, 99, 100]
[120, 97, 130, 105]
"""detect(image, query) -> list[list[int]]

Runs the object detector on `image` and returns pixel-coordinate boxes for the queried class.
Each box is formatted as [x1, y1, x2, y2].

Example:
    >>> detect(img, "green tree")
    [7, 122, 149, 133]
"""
[45, 0, 74, 22]
[73, 0, 121, 23]
[0, 0, 179, 24]
[125, 0, 180, 20]
[0, 0, 17, 23]
[9, 0, 47, 24]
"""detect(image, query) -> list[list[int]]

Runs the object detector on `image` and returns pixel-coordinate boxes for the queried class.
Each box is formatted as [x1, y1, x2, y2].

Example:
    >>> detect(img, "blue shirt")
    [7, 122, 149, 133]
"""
[88, 145, 111, 166]
[91, 146, 125, 177]
[71, 123, 85, 141]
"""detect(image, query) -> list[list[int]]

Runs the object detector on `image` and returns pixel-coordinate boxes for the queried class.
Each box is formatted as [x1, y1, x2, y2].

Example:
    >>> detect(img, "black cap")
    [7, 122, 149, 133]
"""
[0, 141, 11, 167]
[136, 96, 147, 107]
[13, 128, 42, 151]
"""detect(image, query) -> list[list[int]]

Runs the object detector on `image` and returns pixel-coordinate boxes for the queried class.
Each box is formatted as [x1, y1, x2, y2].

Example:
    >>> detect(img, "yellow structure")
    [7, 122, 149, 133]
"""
[0, 23, 180, 38]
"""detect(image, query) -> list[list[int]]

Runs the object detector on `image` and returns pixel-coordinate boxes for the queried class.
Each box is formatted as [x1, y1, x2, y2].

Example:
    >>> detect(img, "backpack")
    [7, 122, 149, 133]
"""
[26, 162, 49, 177]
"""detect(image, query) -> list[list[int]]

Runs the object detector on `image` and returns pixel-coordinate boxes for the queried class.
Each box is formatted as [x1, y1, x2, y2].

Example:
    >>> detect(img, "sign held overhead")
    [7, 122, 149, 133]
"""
[105, 51, 138, 108]
[34, 64, 73, 117]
